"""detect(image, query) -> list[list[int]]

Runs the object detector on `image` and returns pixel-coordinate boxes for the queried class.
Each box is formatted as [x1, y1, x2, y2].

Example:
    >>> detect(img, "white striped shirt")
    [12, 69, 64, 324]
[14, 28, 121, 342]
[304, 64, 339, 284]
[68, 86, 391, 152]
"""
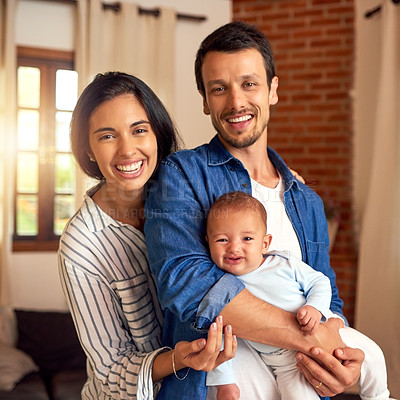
[58, 185, 168, 400]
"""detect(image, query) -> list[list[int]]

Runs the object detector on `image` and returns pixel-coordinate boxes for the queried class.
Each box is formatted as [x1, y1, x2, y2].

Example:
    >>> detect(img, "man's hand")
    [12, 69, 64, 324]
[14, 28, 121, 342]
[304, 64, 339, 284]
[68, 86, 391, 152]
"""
[296, 346, 364, 397]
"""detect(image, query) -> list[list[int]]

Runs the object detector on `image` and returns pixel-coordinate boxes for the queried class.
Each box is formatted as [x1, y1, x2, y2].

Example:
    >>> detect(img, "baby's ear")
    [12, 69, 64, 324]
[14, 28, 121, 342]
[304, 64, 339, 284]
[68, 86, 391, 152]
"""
[262, 234, 273, 254]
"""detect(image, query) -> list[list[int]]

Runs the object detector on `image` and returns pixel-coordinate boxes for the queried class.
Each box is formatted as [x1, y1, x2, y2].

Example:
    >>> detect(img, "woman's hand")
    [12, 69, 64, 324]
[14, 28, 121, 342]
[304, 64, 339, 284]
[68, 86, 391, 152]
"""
[174, 315, 237, 372]
[290, 168, 305, 184]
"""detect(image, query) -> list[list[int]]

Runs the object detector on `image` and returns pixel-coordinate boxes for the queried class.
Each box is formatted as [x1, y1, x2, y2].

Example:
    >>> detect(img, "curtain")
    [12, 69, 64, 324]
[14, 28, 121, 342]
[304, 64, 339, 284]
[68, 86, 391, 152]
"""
[0, 0, 17, 305]
[74, 0, 176, 202]
[75, 0, 175, 109]
[355, 1, 400, 397]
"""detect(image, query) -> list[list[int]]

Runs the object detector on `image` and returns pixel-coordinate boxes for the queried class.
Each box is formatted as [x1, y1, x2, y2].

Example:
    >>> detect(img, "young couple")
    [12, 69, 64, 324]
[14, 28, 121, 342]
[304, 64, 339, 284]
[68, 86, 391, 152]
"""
[59, 21, 388, 400]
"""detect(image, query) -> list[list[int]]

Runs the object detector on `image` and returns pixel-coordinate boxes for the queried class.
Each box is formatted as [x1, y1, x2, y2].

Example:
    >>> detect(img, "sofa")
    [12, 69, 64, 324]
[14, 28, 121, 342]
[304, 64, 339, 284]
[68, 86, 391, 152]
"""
[0, 307, 87, 400]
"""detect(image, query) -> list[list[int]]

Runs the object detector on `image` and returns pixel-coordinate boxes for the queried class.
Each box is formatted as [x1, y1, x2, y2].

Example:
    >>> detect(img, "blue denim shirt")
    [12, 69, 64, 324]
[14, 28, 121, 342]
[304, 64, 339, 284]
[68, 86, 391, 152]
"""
[145, 135, 343, 399]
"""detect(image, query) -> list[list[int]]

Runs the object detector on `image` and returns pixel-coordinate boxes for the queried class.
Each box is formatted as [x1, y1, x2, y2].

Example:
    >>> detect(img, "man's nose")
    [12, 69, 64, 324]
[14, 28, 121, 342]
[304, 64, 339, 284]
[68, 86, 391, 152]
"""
[227, 87, 245, 111]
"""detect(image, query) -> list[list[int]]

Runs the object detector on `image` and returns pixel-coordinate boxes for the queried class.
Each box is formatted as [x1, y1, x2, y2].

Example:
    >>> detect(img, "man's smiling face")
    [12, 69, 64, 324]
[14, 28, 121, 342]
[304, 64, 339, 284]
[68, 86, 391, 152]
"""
[201, 48, 278, 151]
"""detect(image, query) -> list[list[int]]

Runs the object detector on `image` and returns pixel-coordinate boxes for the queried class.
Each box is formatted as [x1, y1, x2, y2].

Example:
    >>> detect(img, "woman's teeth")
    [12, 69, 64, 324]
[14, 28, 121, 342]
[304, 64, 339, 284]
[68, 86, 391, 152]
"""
[116, 161, 143, 173]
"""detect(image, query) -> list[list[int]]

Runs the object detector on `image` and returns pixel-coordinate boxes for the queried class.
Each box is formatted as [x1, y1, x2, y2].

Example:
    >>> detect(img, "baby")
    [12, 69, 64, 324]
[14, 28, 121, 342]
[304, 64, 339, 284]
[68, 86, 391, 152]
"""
[205, 191, 391, 400]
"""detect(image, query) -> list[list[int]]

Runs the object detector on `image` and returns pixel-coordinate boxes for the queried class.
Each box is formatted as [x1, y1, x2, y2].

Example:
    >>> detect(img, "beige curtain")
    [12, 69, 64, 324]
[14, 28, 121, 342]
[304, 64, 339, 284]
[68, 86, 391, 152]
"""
[74, 0, 176, 201]
[75, 0, 175, 108]
[0, 0, 17, 305]
[355, 1, 400, 397]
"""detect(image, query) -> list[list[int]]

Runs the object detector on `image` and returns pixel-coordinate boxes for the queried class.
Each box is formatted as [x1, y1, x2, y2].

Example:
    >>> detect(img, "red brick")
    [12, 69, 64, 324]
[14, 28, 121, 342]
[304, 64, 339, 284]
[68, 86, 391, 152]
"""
[232, 0, 357, 322]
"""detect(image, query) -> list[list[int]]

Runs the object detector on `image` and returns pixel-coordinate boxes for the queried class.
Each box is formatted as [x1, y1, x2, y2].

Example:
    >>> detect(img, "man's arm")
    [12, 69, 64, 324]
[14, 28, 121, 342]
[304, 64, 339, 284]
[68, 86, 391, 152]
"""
[220, 289, 344, 354]
[146, 158, 342, 350]
[145, 157, 361, 393]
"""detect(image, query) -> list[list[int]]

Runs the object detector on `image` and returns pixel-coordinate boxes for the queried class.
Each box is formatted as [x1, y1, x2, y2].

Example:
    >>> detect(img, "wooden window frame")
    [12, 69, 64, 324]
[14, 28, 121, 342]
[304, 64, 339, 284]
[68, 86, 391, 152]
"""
[13, 46, 75, 252]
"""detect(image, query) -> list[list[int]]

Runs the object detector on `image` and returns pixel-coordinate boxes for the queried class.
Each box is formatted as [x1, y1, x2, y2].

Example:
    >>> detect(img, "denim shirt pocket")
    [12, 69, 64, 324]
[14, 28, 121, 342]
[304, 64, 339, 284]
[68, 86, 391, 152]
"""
[306, 240, 328, 253]
[306, 239, 329, 266]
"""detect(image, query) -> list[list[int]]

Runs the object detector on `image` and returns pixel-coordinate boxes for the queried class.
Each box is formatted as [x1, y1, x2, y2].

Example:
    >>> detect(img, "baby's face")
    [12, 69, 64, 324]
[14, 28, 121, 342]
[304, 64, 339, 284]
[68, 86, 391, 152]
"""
[206, 209, 271, 276]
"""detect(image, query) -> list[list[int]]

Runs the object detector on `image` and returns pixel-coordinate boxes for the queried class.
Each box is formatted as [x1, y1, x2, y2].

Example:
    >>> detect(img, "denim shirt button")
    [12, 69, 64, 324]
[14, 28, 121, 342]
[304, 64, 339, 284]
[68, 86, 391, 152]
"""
[230, 167, 234, 171]
[242, 183, 248, 188]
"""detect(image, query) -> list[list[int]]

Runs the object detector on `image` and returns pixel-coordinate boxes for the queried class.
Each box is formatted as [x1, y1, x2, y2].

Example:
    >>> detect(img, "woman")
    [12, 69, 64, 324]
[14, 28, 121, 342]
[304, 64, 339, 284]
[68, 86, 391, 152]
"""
[58, 72, 237, 400]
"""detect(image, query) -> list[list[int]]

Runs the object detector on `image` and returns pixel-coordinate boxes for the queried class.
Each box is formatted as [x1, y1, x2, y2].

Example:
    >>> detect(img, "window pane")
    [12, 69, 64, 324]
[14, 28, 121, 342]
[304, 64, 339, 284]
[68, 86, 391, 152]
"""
[18, 66, 40, 108]
[17, 153, 38, 192]
[16, 195, 38, 236]
[54, 195, 75, 235]
[55, 153, 75, 193]
[17, 109, 39, 151]
[55, 111, 72, 152]
[56, 69, 78, 111]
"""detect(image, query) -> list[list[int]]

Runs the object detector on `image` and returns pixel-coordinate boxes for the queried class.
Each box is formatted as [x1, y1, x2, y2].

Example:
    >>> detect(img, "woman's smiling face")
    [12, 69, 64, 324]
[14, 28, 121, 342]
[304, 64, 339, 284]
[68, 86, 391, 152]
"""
[88, 94, 157, 196]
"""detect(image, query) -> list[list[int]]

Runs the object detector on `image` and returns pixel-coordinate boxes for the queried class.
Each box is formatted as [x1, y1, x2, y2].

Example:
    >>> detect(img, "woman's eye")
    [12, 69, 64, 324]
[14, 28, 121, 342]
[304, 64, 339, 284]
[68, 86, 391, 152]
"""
[99, 133, 114, 141]
[133, 128, 147, 135]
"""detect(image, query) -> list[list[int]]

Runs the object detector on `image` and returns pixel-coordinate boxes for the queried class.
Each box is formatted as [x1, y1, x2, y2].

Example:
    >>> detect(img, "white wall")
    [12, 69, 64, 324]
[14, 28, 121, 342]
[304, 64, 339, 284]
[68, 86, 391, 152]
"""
[10, 0, 231, 310]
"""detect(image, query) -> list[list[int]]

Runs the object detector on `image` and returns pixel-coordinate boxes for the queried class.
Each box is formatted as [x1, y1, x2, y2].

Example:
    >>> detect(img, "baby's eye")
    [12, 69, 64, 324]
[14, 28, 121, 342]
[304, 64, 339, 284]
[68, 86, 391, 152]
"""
[216, 238, 228, 243]
[243, 236, 253, 241]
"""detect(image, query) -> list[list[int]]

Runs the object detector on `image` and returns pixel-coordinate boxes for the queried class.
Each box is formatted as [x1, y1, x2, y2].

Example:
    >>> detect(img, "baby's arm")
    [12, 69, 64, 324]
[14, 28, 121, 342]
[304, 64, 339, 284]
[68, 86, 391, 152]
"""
[216, 383, 240, 400]
[297, 305, 322, 335]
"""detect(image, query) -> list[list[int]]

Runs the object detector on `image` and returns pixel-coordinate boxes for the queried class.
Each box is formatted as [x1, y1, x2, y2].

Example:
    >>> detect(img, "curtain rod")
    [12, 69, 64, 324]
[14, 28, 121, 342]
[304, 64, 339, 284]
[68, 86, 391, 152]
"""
[30, 0, 207, 22]
[365, 0, 400, 18]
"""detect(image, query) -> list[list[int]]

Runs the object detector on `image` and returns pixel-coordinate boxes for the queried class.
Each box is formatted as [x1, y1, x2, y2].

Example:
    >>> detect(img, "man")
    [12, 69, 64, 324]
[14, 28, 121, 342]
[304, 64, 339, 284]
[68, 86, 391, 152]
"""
[144, 21, 363, 399]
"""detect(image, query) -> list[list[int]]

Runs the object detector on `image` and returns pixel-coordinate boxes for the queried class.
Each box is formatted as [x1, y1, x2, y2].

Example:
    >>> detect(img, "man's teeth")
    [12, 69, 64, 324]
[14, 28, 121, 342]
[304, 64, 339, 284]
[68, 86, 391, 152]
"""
[116, 161, 143, 173]
[228, 115, 252, 123]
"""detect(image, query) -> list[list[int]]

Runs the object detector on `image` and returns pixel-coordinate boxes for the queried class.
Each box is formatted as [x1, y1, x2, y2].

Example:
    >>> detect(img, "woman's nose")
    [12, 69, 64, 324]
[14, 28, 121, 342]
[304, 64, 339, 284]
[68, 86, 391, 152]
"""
[118, 135, 136, 157]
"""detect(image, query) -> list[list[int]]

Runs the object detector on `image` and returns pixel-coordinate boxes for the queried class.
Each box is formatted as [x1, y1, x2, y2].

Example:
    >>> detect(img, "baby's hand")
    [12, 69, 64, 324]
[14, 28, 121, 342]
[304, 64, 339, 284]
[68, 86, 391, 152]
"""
[297, 305, 322, 335]
[217, 383, 240, 400]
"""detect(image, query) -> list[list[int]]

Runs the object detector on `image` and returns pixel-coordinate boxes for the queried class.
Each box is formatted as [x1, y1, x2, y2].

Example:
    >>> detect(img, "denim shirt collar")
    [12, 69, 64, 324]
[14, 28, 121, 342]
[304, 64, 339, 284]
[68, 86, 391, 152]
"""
[207, 134, 302, 193]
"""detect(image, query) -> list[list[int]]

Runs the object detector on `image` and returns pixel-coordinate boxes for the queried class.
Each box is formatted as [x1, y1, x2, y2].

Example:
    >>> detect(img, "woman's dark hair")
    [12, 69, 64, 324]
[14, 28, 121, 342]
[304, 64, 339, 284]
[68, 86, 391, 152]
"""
[70, 71, 181, 182]
[195, 21, 276, 96]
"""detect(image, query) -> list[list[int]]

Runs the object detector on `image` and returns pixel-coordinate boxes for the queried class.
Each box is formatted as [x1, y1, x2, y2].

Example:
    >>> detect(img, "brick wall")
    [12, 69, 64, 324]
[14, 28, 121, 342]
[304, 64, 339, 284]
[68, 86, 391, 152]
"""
[232, 0, 357, 324]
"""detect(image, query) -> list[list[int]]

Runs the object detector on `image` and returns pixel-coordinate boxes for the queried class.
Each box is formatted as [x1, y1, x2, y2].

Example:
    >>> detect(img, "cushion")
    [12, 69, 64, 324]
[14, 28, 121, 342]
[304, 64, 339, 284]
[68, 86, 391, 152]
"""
[15, 310, 86, 374]
[0, 373, 48, 400]
[0, 342, 39, 391]
[0, 306, 17, 346]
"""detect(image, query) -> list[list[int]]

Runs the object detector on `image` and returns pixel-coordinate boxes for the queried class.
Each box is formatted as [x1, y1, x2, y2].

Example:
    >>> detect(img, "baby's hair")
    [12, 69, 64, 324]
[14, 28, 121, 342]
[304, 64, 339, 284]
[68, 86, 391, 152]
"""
[207, 191, 267, 230]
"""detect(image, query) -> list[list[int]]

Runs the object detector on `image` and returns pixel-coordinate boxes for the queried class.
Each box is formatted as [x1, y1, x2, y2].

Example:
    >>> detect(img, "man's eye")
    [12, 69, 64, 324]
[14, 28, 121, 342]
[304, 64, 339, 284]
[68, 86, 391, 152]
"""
[212, 87, 225, 93]
[244, 82, 256, 88]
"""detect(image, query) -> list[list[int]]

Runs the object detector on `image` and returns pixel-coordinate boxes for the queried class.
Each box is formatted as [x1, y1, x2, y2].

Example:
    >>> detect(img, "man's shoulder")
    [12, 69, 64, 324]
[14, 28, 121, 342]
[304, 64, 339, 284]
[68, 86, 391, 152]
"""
[161, 142, 210, 168]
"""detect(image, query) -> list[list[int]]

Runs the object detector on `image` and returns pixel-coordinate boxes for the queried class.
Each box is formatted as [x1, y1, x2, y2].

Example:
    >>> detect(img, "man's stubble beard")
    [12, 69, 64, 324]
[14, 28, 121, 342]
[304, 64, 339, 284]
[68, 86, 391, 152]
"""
[214, 121, 268, 149]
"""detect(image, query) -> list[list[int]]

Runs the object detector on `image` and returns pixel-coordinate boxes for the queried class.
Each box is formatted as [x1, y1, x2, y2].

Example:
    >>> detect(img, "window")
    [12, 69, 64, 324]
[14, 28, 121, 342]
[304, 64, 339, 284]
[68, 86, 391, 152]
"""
[13, 47, 78, 251]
